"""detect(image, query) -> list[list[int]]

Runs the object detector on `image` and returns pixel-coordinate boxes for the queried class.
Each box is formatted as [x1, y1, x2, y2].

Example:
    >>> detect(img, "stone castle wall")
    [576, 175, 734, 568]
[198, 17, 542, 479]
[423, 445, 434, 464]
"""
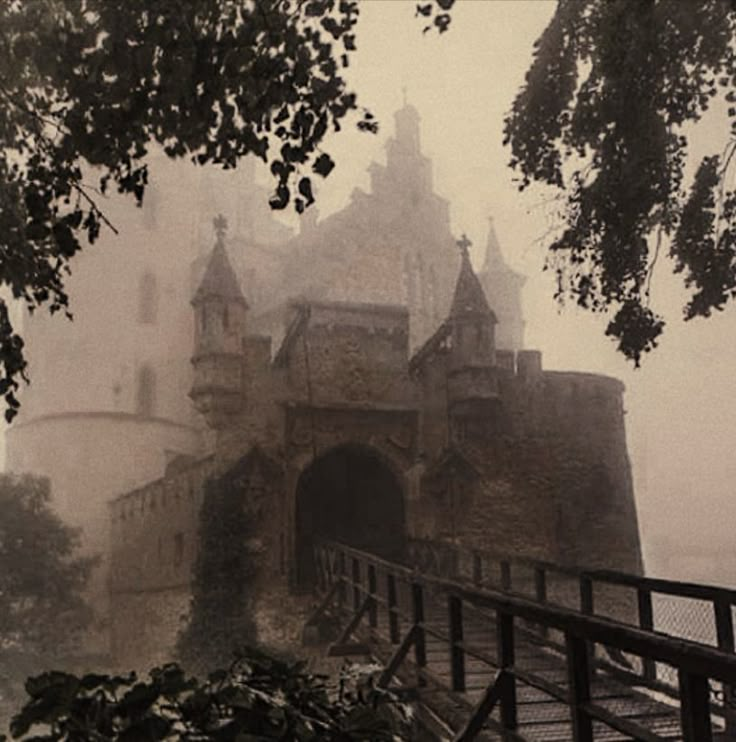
[108, 332, 642, 669]
[109, 456, 215, 667]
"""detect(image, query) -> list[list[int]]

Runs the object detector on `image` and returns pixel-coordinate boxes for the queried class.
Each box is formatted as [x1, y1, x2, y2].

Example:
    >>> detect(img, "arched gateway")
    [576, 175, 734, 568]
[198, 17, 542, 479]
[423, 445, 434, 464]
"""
[294, 445, 406, 587]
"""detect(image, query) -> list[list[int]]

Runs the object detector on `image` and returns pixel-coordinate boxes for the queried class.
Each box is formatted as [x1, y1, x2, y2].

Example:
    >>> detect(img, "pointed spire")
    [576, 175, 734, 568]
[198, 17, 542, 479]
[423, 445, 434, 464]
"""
[449, 234, 496, 321]
[193, 214, 248, 308]
[481, 216, 525, 285]
[393, 100, 421, 153]
[481, 216, 503, 273]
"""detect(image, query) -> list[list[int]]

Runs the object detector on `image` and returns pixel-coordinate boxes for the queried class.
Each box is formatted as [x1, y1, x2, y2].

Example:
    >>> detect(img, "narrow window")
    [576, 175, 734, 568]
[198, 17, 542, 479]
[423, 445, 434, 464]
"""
[138, 272, 158, 325]
[136, 365, 156, 417]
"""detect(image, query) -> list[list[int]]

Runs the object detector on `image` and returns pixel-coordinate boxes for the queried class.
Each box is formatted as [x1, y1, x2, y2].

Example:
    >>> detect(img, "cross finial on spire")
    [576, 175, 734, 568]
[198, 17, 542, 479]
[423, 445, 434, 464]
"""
[402, 86, 408, 106]
[213, 214, 228, 246]
[457, 233, 472, 256]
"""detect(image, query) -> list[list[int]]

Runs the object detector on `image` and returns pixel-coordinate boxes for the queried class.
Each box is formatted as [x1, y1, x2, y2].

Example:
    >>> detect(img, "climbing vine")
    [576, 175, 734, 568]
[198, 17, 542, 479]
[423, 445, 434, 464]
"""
[176, 473, 261, 676]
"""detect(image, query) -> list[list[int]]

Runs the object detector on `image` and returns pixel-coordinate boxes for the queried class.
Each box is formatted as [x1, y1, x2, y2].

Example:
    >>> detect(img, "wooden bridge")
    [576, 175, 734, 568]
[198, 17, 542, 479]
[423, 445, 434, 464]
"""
[308, 540, 736, 741]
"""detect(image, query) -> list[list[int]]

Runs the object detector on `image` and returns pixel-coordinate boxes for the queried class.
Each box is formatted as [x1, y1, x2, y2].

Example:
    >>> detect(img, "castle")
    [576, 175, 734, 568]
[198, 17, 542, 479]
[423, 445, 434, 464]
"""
[5, 105, 642, 667]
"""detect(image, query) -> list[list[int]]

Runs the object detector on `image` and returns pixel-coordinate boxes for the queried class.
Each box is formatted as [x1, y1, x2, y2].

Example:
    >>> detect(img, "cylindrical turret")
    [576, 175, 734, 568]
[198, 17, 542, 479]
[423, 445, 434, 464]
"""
[190, 216, 248, 429]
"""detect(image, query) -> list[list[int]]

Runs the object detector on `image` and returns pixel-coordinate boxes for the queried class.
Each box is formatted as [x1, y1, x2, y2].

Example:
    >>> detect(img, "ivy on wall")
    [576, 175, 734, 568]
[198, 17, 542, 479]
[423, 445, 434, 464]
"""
[176, 447, 282, 675]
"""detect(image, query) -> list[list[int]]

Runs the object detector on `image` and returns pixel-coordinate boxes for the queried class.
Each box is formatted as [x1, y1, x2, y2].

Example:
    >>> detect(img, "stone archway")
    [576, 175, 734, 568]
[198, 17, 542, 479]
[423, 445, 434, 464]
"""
[294, 444, 406, 588]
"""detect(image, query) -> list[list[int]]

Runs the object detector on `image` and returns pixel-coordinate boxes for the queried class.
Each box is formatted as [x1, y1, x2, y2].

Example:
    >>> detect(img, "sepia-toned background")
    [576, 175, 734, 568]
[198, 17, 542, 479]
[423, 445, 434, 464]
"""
[7, 0, 735, 584]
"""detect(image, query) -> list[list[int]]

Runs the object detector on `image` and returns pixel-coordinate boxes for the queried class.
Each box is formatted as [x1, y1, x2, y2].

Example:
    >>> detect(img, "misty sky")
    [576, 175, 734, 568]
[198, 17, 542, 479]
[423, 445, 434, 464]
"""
[283, 0, 736, 581]
[6, 1, 735, 583]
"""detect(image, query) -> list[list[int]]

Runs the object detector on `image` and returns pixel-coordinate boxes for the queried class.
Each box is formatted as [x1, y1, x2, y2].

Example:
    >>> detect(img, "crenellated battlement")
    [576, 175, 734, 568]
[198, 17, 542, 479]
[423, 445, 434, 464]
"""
[109, 455, 215, 598]
[110, 454, 215, 527]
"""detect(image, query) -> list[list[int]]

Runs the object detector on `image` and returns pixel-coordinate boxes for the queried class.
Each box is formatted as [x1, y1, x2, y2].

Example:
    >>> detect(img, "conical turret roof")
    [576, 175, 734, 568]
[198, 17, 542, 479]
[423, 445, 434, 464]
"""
[192, 215, 248, 308]
[449, 235, 496, 322]
[481, 216, 526, 285]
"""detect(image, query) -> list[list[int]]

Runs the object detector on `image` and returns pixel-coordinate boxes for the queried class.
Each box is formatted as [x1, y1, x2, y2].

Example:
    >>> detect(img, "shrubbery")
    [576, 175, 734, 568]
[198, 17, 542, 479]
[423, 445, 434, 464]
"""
[4, 649, 410, 741]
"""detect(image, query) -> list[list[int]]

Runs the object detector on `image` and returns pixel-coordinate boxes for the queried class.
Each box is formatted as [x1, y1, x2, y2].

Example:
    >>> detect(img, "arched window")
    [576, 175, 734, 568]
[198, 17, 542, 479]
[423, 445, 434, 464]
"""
[136, 365, 156, 417]
[138, 272, 158, 325]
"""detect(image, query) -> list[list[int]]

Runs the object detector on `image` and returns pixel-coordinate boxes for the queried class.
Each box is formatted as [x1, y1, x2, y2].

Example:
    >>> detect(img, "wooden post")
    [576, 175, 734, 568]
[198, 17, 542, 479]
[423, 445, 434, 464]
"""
[317, 546, 327, 593]
[714, 597, 736, 737]
[387, 573, 400, 644]
[352, 557, 361, 612]
[535, 567, 548, 639]
[367, 564, 378, 629]
[534, 567, 547, 603]
[637, 587, 656, 681]
[472, 552, 483, 586]
[566, 633, 593, 742]
[500, 561, 511, 592]
[679, 670, 713, 742]
[412, 582, 426, 671]
[338, 551, 346, 608]
[448, 595, 465, 692]
[496, 611, 517, 730]
[580, 575, 595, 678]
[580, 576, 594, 615]
[322, 546, 331, 590]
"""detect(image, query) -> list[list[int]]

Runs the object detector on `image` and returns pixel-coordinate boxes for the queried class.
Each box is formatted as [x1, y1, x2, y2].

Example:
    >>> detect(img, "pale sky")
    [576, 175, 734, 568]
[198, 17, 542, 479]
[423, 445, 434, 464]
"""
[277, 0, 736, 582]
[7, 0, 735, 583]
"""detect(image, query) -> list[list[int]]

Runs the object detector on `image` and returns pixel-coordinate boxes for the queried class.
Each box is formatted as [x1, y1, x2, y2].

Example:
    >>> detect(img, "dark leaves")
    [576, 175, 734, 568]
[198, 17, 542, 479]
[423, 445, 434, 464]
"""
[313, 152, 335, 177]
[605, 301, 665, 367]
[505, 0, 736, 362]
[673, 155, 736, 319]
[416, 0, 454, 33]
[0, 0, 384, 420]
[0, 476, 93, 710]
[9, 655, 410, 741]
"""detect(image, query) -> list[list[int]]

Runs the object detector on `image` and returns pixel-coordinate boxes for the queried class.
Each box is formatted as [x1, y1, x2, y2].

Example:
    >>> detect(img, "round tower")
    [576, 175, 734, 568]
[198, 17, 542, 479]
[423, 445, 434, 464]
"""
[3, 155, 215, 653]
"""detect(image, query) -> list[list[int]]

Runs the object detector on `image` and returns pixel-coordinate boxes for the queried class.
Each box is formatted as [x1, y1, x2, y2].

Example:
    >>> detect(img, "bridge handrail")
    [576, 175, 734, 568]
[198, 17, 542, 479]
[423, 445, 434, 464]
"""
[407, 537, 736, 670]
[321, 540, 736, 683]
[408, 536, 736, 604]
[316, 540, 736, 741]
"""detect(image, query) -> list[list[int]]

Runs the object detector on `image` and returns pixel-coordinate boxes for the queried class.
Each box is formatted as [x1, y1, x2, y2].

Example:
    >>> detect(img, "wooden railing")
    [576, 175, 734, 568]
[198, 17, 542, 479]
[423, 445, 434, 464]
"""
[314, 540, 736, 742]
[408, 538, 736, 717]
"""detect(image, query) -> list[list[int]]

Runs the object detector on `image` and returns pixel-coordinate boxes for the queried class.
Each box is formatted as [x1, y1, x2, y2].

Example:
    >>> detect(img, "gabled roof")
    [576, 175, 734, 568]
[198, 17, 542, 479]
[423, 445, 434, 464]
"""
[449, 240, 497, 322]
[192, 241, 248, 308]
[408, 321, 451, 374]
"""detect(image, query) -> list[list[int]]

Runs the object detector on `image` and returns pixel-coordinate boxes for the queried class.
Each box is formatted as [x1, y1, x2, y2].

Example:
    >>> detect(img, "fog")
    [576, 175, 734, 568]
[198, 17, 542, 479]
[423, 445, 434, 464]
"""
[6, 0, 736, 587]
[315, 0, 736, 584]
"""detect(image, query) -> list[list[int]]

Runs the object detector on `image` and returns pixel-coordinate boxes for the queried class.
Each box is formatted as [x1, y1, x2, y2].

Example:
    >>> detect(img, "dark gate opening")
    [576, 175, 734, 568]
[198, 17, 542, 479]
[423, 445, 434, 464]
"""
[295, 445, 406, 588]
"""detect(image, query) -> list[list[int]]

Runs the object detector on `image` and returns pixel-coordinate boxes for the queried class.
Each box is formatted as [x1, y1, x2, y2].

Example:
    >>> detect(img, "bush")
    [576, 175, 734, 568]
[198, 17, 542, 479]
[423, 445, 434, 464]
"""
[5, 648, 412, 741]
